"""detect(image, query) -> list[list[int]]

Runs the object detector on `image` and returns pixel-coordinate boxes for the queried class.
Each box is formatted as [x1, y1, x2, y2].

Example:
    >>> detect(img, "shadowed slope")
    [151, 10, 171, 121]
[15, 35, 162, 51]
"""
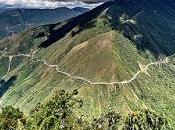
[0, 0, 175, 128]
[39, 1, 114, 48]
[106, 0, 175, 56]
[0, 7, 88, 39]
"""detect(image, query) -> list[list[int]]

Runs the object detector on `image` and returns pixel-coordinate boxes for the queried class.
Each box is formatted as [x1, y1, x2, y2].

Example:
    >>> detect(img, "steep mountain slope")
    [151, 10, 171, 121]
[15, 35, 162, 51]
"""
[0, 7, 88, 39]
[0, 0, 175, 127]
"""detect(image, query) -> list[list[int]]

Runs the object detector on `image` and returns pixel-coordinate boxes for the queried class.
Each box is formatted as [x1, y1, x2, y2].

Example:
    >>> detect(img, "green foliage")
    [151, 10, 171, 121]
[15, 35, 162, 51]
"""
[27, 89, 83, 130]
[1, 1, 175, 128]
[0, 106, 26, 130]
[85, 111, 121, 130]
[0, 90, 170, 130]
[83, 109, 169, 130]
[123, 109, 168, 130]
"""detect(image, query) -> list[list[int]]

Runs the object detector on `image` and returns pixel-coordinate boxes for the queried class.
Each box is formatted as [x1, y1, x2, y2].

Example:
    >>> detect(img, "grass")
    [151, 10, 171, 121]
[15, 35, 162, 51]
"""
[0, 1, 175, 128]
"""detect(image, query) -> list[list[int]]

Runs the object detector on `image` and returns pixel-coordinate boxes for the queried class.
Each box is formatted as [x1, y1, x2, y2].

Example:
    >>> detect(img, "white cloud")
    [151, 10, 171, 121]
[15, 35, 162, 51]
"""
[0, 0, 103, 9]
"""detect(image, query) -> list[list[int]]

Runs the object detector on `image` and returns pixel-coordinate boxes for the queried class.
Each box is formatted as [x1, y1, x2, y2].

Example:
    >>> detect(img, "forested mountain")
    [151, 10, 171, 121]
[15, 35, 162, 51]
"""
[0, 0, 175, 129]
[0, 7, 88, 39]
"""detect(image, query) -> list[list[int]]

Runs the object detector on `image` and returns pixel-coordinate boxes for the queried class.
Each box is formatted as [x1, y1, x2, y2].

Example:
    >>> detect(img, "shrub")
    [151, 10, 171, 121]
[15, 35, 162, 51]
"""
[123, 109, 168, 130]
[28, 89, 83, 130]
[0, 106, 26, 130]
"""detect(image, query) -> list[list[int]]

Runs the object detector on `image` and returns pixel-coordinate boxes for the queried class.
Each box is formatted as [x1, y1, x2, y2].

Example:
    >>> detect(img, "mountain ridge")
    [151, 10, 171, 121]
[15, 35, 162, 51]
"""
[0, 6, 88, 39]
[0, 0, 175, 128]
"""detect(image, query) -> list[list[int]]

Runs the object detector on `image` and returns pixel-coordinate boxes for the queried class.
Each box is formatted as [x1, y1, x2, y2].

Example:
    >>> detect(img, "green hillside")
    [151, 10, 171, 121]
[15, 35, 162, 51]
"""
[0, 0, 175, 129]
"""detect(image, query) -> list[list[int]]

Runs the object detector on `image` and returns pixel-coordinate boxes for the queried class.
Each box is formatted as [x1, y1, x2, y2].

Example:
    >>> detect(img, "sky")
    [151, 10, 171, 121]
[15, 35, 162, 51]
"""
[0, 0, 103, 9]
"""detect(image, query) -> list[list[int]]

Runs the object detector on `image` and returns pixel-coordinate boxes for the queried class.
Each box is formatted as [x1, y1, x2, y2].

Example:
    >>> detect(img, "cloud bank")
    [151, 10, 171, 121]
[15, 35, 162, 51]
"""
[0, 0, 103, 9]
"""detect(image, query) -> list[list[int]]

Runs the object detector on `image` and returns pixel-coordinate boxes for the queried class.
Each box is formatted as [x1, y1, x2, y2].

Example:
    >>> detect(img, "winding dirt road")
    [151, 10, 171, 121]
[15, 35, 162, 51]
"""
[0, 50, 170, 85]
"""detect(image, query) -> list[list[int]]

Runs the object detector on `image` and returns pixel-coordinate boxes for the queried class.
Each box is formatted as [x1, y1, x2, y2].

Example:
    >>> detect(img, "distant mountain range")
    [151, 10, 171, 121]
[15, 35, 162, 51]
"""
[0, 7, 88, 39]
[1, 0, 175, 129]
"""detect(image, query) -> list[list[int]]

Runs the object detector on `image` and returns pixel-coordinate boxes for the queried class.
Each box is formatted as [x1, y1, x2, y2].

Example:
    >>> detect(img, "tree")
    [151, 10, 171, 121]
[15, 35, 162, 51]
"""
[0, 91, 170, 130]
[85, 111, 121, 130]
[28, 89, 83, 130]
[123, 109, 168, 130]
[0, 106, 26, 130]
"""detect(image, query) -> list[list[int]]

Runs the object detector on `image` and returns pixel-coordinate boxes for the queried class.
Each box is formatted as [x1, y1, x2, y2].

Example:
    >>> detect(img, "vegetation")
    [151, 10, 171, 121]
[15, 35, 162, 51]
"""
[0, 106, 26, 130]
[0, 90, 169, 130]
[27, 89, 83, 130]
[123, 110, 168, 130]
[0, 7, 88, 39]
[0, 0, 175, 129]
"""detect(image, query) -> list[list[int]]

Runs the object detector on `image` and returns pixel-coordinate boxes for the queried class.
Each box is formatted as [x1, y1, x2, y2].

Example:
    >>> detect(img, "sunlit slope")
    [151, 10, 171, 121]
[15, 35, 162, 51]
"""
[0, 0, 175, 127]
